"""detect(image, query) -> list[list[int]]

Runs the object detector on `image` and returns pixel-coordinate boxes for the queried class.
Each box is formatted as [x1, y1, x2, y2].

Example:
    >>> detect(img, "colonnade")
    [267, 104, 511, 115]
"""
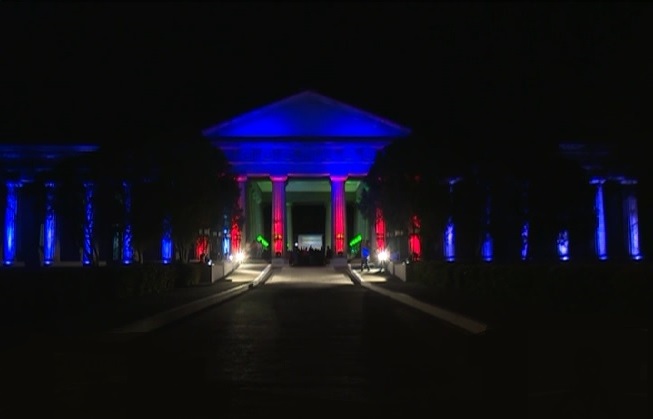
[240, 175, 366, 258]
[0, 176, 644, 265]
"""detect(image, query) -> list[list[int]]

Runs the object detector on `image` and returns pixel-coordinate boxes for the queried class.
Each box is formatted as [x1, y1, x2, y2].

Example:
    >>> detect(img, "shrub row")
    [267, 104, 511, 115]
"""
[406, 261, 650, 324]
[0, 262, 205, 318]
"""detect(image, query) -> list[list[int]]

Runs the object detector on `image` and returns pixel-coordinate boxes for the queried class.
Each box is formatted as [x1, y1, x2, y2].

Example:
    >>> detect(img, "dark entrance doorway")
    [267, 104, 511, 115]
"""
[291, 203, 326, 266]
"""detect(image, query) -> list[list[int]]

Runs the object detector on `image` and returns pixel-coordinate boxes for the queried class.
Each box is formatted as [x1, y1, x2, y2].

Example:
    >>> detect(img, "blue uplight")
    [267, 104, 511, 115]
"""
[222, 228, 230, 257]
[161, 216, 172, 263]
[43, 182, 56, 266]
[122, 182, 133, 264]
[481, 196, 492, 262]
[3, 182, 20, 265]
[444, 180, 457, 262]
[203, 91, 411, 138]
[521, 222, 529, 261]
[444, 218, 455, 262]
[557, 230, 569, 261]
[623, 181, 642, 260]
[481, 232, 493, 262]
[83, 183, 94, 265]
[591, 179, 608, 260]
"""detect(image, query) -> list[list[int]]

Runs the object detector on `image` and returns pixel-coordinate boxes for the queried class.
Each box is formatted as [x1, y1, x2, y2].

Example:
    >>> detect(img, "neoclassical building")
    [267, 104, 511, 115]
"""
[202, 91, 410, 261]
[0, 91, 644, 266]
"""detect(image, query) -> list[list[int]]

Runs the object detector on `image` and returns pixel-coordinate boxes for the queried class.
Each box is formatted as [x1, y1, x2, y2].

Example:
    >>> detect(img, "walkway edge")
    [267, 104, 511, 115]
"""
[250, 264, 273, 288]
[110, 265, 273, 334]
[351, 269, 488, 336]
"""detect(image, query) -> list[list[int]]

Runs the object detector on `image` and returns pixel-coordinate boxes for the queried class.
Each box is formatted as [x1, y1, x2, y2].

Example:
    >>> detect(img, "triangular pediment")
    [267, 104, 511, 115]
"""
[202, 91, 411, 138]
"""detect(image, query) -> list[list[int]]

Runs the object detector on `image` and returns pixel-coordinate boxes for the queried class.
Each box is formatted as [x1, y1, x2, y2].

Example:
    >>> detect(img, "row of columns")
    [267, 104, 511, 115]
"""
[2, 181, 67, 266]
[2, 176, 643, 265]
[591, 178, 641, 261]
[241, 176, 347, 257]
[2, 181, 136, 266]
[1, 176, 356, 265]
[438, 177, 642, 262]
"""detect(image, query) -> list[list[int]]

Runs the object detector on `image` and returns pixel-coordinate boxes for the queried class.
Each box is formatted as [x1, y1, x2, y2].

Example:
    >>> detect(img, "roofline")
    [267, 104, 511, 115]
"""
[201, 90, 412, 138]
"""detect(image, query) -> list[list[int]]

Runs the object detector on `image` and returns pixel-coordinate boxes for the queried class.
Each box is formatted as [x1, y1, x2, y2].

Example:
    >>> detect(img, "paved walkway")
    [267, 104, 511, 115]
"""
[6, 259, 646, 339]
[92, 260, 489, 337]
[354, 269, 488, 334]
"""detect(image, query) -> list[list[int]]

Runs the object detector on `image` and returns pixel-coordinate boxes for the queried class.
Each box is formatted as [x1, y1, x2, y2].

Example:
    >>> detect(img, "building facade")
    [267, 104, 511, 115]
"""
[0, 91, 644, 266]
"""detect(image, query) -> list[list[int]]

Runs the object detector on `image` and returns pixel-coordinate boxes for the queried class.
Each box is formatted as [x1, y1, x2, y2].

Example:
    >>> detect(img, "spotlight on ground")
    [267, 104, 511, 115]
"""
[378, 249, 389, 262]
[234, 251, 246, 263]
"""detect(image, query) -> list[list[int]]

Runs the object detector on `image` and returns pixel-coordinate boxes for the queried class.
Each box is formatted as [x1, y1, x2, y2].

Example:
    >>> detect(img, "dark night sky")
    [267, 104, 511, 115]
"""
[2, 2, 651, 146]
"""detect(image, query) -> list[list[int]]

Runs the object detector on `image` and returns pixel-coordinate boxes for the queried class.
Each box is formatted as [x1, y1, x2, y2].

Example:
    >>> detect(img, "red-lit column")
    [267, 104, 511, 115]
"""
[271, 176, 287, 257]
[375, 207, 386, 252]
[331, 176, 347, 255]
[408, 215, 421, 260]
[232, 175, 247, 254]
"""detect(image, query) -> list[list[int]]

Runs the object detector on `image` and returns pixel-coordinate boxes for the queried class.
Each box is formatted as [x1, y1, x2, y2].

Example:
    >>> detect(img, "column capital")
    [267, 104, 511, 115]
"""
[270, 175, 288, 183]
[237, 175, 248, 182]
[330, 175, 347, 183]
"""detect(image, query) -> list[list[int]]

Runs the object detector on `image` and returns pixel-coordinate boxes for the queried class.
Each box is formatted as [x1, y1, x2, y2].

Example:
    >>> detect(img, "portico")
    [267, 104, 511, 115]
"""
[241, 177, 364, 255]
[202, 90, 412, 260]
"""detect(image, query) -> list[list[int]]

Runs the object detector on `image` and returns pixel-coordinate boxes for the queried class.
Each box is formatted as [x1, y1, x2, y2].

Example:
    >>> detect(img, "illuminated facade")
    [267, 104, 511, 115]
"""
[202, 91, 411, 260]
[0, 92, 646, 265]
[1, 145, 99, 266]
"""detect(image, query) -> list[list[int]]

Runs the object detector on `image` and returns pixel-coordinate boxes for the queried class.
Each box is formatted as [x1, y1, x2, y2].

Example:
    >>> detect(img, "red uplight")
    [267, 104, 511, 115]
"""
[409, 233, 421, 260]
[375, 207, 386, 250]
[231, 221, 241, 254]
[195, 235, 209, 259]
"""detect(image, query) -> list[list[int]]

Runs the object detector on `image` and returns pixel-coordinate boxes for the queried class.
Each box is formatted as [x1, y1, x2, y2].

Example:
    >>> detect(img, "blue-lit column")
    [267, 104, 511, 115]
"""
[43, 182, 57, 266]
[622, 179, 642, 260]
[444, 179, 457, 262]
[82, 182, 94, 265]
[557, 230, 570, 261]
[481, 191, 493, 262]
[161, 215, 172, 264]
[122, 181, 133, 264]
[3, 181, 21, 266]
[591, 178, 607, 260]
[520, 188, 529, 261]
[520, 222, 529, 261]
